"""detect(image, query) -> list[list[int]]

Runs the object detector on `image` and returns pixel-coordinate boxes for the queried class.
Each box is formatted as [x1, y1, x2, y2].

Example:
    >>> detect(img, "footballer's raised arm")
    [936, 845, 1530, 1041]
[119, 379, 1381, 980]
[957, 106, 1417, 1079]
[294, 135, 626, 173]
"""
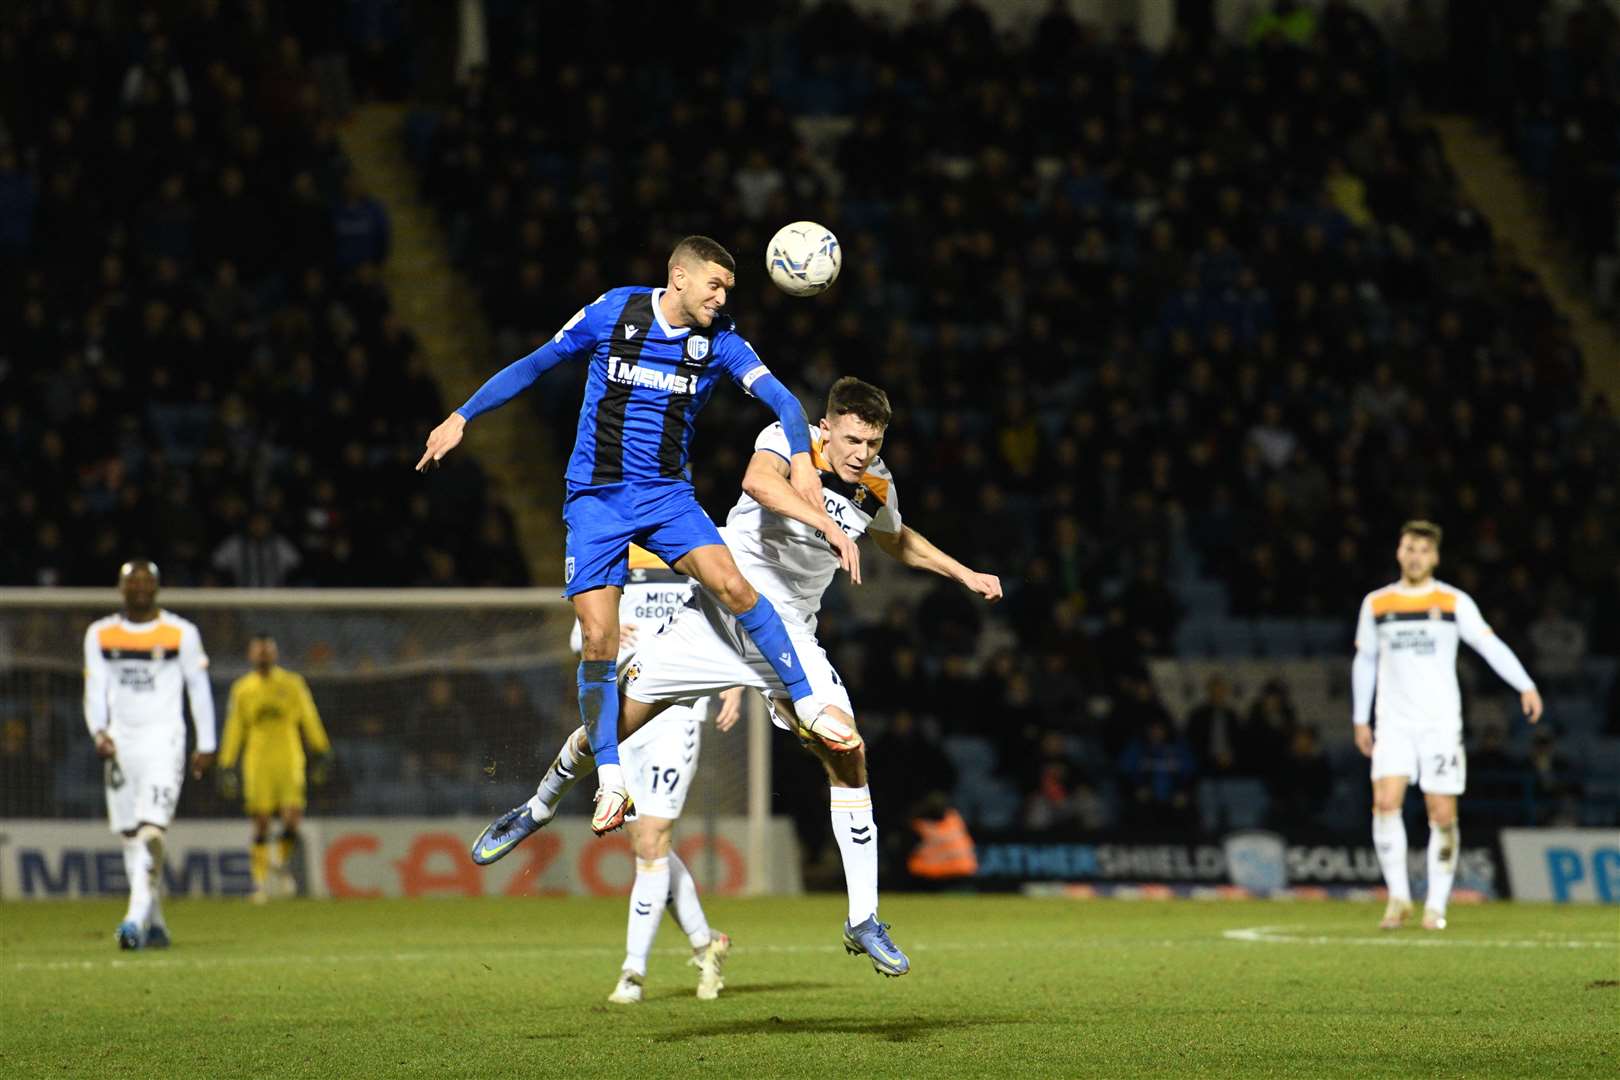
[417, 295, 607, 471]
[870, 525, 1001, 602]
[716, 335, 820, 507]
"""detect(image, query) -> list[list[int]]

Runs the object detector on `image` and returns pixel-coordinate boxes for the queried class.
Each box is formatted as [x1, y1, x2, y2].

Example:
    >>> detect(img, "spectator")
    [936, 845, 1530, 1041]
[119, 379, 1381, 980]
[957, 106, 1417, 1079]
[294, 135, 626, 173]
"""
[1528, 603, 1588, 687]
[1119, 718, 1198, 829]
[1269, 725, 1333, 827]
[332, 173, 390, 270]
[212, 512, 302, 588]
[1184, 673, 1243, 774]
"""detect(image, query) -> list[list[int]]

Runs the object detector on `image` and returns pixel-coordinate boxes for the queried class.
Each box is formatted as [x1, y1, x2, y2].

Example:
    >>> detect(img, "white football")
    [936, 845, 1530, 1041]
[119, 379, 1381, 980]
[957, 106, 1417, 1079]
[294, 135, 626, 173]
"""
[766, 221, 841, 297]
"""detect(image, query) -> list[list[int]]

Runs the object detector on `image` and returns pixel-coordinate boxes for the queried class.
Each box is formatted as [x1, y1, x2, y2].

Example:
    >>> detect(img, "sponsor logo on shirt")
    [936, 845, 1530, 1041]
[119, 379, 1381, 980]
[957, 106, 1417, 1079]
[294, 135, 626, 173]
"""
[606, 357, 699, 394]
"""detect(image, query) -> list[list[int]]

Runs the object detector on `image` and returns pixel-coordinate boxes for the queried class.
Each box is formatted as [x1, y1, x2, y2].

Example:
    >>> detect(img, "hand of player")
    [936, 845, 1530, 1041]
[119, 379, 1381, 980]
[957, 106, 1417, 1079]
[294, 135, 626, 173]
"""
[217, 767, 241, 801]
[1353, 725, 1374, 758]
[961, 570, 1003, 602]
[1521, 688, 1544, 724]
[788, 452, 823, 512]
[308, 751, 333, 787]
[620, 622, 640, 651]
[415, 413, 466, 472]
[823, 524, 862, 585]
[191, 751, 216, 779]
[94, 732, 116, 759]
[714, 687, 746, 733]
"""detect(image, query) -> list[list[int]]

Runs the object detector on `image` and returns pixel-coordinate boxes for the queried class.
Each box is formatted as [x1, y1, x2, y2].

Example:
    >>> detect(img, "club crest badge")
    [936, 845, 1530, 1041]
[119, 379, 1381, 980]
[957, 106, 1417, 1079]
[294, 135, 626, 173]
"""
[686, 335, 709, 361]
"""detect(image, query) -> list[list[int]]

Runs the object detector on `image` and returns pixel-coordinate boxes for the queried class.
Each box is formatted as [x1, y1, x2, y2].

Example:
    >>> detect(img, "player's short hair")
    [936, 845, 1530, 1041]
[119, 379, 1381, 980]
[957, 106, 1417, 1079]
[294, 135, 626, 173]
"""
[1400, 520, 1443, 548]
[118, 559, 160, 582]
[249, 632, 276, 643]
[826, 376, 892, 430]
[668, 236, 736, 275]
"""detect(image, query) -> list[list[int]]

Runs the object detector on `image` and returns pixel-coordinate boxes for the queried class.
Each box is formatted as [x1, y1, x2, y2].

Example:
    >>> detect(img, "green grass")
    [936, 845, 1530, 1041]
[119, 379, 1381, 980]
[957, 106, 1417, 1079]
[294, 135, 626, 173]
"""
[2, 896, 1616, 1078]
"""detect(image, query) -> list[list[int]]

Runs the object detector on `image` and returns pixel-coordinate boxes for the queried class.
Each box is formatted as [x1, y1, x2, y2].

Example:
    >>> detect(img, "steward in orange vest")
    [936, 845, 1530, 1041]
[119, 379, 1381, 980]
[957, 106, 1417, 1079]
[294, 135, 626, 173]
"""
[907, 807, 978, 880]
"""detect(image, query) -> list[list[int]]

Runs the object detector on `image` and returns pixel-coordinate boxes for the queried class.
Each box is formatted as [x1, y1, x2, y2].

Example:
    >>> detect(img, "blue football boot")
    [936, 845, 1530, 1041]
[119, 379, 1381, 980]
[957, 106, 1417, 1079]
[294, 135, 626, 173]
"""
[115, 920, 143, 950]
[144, 924, 171, 949]
[470, 804, 549, 865]
[843, 916, 910, 977]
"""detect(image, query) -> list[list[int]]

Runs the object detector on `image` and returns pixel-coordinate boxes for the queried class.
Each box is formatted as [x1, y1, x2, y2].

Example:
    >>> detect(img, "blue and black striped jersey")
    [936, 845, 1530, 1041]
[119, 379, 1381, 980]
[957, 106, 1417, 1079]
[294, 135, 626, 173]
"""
[457, 285, 804, 485]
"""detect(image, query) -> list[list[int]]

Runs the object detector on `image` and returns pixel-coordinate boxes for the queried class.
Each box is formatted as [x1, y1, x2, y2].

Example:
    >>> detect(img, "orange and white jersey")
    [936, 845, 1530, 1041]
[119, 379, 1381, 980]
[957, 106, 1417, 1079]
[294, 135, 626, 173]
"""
[725, 423, 901, 620]
[83, 611, 217, 751]
[568, 545, 695, 665]
[1353, 580, 1534, 731]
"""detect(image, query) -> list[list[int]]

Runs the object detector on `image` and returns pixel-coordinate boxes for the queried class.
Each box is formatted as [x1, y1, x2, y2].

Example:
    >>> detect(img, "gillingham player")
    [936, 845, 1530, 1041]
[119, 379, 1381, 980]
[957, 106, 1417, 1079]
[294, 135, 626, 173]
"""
[82, 561, 216, 949]
[1352, 521, 1543, 930]
[477, 378, 1003, 977]
[417, 237, 859, 834]
[541, 544, 742, 1004]
[218, 634, 332, 903]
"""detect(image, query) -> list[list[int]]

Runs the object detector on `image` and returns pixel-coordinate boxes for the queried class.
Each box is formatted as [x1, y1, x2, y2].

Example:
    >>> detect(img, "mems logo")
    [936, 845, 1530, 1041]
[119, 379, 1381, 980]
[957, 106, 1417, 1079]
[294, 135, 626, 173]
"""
[606, 358, 698, 394]
[16, 848, 253, 897]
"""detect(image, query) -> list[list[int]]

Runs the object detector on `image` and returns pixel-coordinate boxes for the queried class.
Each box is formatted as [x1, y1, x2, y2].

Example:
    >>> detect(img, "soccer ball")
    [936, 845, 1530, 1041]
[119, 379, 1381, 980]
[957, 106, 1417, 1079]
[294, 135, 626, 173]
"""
[766, 221, 841, 297]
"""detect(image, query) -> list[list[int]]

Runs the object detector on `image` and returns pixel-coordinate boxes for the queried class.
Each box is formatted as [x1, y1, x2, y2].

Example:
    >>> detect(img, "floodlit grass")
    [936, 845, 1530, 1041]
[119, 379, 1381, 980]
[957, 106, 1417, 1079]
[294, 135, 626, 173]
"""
[2, 896, 1615, 1078]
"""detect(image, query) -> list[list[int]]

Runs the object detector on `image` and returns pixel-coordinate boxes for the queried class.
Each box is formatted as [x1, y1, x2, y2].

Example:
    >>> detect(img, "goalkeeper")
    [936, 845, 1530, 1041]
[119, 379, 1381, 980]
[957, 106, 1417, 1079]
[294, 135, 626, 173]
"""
[218, 634, 332, 902]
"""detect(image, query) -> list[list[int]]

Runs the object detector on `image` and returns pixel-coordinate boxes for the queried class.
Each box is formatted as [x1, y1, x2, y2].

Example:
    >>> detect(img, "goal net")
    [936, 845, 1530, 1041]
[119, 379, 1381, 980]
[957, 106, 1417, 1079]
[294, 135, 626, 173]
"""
[0, 589, 792, 896]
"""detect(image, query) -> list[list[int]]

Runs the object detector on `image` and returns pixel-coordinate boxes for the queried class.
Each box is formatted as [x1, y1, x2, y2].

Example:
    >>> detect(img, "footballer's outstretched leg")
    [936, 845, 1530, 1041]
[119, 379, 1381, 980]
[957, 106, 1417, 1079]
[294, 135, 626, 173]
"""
[471, 727, 591, 863]
[792, 704, 908, 976]
[844, 916, 910, 977]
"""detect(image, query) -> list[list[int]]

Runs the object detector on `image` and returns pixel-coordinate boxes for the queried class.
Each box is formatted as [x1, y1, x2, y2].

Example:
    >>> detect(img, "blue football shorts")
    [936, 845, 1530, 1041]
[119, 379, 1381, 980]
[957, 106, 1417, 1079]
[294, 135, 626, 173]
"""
[561, 479, 724, 598]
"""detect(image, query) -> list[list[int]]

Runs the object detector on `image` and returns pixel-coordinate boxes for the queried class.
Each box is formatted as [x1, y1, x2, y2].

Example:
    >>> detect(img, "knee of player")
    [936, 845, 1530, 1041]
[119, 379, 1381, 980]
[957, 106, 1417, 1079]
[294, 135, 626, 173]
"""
[578, 625, 620, 659]
[633, 825, 674, 862]
[711, 572, 757, 613]
[1371, 795, 1402, 815]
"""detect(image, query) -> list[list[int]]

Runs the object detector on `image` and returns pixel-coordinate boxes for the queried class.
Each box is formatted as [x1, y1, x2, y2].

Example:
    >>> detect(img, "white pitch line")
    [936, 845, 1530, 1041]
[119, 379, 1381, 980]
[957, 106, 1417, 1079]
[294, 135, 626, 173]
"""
[1224, 925, 1618, 949]
[6, 936, 1187, 974]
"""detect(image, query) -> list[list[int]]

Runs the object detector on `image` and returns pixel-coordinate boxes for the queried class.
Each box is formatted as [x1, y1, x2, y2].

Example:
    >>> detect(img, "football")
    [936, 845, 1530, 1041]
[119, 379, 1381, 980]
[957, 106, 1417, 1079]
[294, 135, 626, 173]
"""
[766, 221, 841, 296]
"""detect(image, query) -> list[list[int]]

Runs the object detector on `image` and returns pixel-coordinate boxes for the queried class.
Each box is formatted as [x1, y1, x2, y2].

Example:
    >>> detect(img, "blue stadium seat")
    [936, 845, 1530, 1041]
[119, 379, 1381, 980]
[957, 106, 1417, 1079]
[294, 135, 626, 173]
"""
[1254, 618, 1301, 658]
[942, 736, 997, 780]
[1210, 618, 1258, 658]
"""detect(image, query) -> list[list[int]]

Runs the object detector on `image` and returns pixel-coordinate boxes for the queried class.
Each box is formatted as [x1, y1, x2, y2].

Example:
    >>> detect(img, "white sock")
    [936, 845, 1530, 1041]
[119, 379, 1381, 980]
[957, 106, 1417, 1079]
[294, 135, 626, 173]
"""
[1372, 812, 1411, 903]
[141, 828, 165, 929]
[665, 851, 711, 951]
[830, 785, 878, 925]
[1426, 820, 1459, 916]
[623, 856, 670, 977]
[122, 837, 152, 927]
[529, 726, 593, 817]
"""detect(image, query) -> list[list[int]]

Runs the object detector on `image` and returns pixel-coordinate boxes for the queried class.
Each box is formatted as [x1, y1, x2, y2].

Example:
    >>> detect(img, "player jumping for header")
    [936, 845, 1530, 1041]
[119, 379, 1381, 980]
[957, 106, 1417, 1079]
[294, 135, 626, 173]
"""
[474, 377, 1003, 977]
[418, 237, 860, 834]
[1352, 520, 1542, 931]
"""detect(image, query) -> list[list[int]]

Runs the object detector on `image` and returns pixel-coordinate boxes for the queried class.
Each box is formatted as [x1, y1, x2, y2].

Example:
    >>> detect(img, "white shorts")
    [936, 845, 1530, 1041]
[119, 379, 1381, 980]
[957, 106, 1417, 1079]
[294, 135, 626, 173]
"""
[1370, 725, 1466, 796]
[624, 591, 852, 729]
[104, 728, 186, 834]
[622, 699, 706, 821]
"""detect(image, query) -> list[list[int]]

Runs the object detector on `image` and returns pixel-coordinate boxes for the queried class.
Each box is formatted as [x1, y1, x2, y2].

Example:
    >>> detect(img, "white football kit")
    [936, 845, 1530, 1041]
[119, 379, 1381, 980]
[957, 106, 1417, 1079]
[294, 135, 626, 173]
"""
[625, 422, 901, 730]
[1352, 580, 1535, 795]
[83, 611, 217, 833]
[570, 548, 709, 820]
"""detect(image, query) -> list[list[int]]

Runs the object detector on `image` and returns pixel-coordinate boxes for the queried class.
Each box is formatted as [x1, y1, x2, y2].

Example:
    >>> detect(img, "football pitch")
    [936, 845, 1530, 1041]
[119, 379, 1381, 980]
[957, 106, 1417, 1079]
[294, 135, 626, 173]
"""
[2, 896, 1615, 1079]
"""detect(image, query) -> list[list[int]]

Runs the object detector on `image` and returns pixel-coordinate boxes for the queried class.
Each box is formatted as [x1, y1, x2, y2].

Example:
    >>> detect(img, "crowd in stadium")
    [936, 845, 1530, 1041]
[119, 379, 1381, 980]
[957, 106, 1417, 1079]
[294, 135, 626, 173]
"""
[1, 1, 525, 589]
[3, 1, 1616, 838]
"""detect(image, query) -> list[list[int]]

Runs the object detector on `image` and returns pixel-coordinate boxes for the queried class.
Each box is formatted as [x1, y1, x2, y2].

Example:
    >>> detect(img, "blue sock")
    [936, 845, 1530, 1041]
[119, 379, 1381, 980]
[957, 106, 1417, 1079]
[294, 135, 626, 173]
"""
[578, 660, 620, 766]
[735, 594, 812, 701]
